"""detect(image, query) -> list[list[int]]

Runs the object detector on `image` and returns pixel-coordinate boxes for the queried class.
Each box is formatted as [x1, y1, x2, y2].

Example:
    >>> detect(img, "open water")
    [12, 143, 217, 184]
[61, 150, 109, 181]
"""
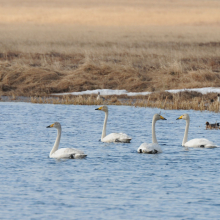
[0, 102, 220, 219]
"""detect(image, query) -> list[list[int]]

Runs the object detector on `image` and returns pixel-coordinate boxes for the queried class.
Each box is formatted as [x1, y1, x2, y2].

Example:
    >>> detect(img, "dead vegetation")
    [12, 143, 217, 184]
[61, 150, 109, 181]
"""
[0, 43, 220, 97]
[22, 91, 220, 113]
[0, 0, 220, 112]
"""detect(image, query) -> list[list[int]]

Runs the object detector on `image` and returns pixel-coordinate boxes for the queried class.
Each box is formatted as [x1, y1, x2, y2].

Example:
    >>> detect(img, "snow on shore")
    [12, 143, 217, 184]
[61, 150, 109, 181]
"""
[53, 87, 220, 96]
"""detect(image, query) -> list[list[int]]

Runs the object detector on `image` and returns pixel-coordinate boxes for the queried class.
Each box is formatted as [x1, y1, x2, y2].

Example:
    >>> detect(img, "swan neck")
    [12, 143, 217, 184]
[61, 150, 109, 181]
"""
[182, 119, 189, 146]
[102, 111, 108, 139]
[50, 127, 61, 157]
[152, 117, 158, 144]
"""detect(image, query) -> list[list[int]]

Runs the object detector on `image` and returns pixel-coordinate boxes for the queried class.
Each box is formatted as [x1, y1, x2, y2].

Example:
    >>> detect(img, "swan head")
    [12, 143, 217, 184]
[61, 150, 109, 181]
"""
[176, 113, 190, 121]
[153, 114, 167, 121]
[46, 122, 61, 129]
[95, 105, 108, 112]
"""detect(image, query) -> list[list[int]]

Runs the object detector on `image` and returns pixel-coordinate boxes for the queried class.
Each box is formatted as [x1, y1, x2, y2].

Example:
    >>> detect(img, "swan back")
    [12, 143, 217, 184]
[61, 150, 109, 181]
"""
[184, 138, 218, 148]
[138, 143, 162, 154]
[51, 148, 87, 159]
[102, 133, 132, 143]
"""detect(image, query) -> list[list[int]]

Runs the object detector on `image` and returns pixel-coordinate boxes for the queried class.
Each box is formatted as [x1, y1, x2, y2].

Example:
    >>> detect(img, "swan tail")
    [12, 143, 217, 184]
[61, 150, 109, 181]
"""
[69, 154, 75, 159]
[138, 148, 158, 154]
[68, 153, 87, 159]
[115, 138, 132, 143]
[204, 145, 218, 148]
[74, 154, 87, 159]
[148, 149, 158, 154]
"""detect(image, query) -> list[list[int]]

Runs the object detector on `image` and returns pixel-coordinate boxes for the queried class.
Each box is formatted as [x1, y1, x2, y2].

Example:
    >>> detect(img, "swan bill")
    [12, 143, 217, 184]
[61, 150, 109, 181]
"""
[47, 123, 54, 128]
[160, 116, 167, 120]
[176, 115, 183, 120]
[95, 107, 102, 110]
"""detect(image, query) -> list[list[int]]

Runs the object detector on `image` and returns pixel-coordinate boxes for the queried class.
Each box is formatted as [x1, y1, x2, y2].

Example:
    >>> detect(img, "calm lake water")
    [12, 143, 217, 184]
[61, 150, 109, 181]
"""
[0, 102, 220, 219]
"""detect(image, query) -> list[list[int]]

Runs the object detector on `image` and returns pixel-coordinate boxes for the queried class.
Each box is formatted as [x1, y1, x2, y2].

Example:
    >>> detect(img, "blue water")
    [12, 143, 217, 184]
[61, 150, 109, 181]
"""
[0, 102, 220, 220]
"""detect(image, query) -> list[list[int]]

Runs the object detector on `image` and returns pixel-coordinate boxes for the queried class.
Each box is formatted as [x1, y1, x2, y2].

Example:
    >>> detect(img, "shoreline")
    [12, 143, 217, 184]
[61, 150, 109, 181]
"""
[0, 1, 220, 111]
[1, 88, 220, 113]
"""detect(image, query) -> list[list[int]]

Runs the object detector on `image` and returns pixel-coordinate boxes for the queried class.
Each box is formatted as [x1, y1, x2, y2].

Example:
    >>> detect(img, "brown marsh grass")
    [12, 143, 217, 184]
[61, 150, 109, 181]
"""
[1, 28, 220, 97]
[27, 91, 220, 113]
[0, 0, 220, 26]
[0, 0, 220, 112]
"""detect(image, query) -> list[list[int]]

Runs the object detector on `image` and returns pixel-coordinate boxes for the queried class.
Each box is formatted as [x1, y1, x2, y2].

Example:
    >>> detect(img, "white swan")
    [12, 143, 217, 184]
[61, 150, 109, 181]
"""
[47, 122, 87, 159]
[176, 113, 218, 148]
[137, 114, 167, 154]
[95, 106, 132, 143]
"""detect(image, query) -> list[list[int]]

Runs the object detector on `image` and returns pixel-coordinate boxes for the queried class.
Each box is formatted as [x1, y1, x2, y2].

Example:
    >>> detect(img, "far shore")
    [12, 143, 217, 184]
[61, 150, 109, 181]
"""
[0, 0, 220, 112]
[1, 88, 220, 113]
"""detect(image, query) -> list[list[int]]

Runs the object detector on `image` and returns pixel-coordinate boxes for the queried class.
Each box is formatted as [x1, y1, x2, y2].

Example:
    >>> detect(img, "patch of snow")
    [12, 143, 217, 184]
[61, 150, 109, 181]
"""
[166, 87, 220, 94]
[127, 91, 152, 96]
[54, 89, 128, 96]
[53, 87, 220, 96]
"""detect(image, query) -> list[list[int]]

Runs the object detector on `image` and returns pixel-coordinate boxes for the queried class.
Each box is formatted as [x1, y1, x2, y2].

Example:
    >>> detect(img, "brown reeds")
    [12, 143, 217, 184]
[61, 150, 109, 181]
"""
[0, 0, 220, 113]
[0, 42, 220, 98]
[28, 91, 220, 113]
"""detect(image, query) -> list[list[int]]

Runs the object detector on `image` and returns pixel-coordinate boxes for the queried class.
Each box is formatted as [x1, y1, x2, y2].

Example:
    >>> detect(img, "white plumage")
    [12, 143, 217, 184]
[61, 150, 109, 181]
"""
[137, 114, 167, 154]
[95, 106, 132, 143]
[176, 113, 218, 148]
[47, 122, 87, 159]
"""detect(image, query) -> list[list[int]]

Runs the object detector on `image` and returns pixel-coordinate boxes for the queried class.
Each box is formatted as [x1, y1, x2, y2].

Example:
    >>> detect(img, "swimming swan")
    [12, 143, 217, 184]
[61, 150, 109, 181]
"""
[137, 114, 167, 154]
[177, 113, 218, 148]
[95, 106, 132, 143]
[47, 122, 87, 159]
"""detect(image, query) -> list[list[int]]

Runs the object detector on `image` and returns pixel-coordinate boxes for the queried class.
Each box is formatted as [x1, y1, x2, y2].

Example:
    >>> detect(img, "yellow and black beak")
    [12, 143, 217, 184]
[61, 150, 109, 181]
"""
[160, 115, 167, 120]
[46, 123, 54, 128]
[95, 107, 102, 110]
[176, 115, 183, 120]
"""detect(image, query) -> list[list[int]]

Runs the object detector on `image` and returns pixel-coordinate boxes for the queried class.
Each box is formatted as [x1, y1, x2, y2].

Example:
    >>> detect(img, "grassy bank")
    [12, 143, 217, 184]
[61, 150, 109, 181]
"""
[27, 91, 220, 112]
[0, 27, 220, 97]
[0, 0, 220, 111]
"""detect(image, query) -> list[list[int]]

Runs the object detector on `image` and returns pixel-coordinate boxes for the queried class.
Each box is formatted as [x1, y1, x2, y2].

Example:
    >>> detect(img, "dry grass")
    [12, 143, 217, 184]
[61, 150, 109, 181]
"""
[27, 91, 220, 112]
[0, 36, 220, 97]
[0, 0, 220, 112]
[0, 0, 220, 26]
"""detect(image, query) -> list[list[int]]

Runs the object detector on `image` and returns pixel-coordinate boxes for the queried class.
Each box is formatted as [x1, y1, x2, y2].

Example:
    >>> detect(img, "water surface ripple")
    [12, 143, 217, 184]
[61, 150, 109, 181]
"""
[0, 103, 220, 219]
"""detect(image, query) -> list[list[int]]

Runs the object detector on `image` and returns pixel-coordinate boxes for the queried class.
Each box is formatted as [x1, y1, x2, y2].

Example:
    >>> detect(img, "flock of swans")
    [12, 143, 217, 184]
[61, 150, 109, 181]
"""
[47, 105, 219, 159]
